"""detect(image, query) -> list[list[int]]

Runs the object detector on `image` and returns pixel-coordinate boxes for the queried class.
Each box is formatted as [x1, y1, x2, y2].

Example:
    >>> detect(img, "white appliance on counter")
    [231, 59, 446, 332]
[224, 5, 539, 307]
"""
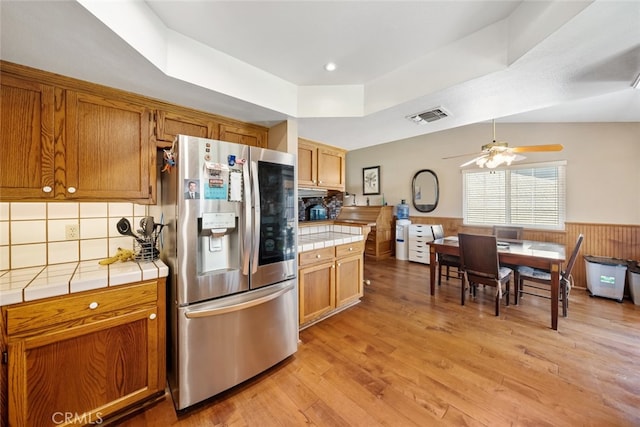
[160, 135, 298, 411]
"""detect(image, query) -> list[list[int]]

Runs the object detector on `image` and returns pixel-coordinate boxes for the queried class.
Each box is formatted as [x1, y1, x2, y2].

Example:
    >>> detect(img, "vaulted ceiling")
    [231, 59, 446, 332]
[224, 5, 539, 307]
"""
[2, 0, 639, 151]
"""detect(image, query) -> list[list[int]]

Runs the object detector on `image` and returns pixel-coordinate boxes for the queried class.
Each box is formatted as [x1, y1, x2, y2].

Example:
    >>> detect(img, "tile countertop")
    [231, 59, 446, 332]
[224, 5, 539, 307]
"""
[297, 224, 366, 253]
[0, 259, 169, 307]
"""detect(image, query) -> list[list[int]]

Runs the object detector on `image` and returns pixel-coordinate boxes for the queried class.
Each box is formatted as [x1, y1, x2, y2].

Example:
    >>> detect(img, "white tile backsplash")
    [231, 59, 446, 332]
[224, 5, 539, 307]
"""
[80, 202, 108, 218]
[12, 243, 47, 268]
[108, 202, 134, 217]
[0, 246, 9, 271]
[80, 238, 108, 261]
[80, 218, 108, 239]
[0, 221, 8, 246]
[48, 241, 79, 264]
[11, 203, 46, 220]
[4, 202, 147, 269]
[48, 202, 79, 219]
[0, 203, 9, 221]
[11, 221, 46, 244]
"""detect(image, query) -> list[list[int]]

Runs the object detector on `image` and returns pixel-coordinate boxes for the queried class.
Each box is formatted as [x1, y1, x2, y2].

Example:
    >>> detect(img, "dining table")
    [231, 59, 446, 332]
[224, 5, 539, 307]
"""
[429, 237, 566, 330]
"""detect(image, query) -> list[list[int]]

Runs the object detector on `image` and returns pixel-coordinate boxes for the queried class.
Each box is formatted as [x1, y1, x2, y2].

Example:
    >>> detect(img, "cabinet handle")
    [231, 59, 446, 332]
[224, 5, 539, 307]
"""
[149, 313, 157, 320]
[67, 186, 77, 194]
[42, 186, 52, 193]
[88, 302, 98, 310]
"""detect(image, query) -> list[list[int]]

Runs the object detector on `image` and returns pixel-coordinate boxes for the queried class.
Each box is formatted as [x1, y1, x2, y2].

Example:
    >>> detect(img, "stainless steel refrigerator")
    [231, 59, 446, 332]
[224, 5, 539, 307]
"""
[160, 135, 298, 411]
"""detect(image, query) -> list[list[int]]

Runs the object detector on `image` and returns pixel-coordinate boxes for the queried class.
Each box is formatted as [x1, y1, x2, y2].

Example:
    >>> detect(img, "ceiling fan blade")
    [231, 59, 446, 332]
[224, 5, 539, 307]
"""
[460, 154, 487, 167]
[442, 151, 483, 160]
[510, 144, 563, 153]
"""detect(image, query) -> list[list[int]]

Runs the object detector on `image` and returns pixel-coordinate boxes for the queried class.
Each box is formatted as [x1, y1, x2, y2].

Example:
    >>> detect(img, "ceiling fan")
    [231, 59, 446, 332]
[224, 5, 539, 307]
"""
[444, 120, 563, 168]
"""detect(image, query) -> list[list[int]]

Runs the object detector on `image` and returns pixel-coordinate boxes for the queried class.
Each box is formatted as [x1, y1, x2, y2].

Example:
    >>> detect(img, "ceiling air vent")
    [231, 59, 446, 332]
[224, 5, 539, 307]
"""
[406, 107, 450, 124]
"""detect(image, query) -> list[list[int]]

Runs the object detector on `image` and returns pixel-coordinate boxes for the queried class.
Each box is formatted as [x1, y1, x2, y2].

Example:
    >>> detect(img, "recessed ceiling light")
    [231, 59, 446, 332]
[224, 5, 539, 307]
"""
[324, 62, 336, 72]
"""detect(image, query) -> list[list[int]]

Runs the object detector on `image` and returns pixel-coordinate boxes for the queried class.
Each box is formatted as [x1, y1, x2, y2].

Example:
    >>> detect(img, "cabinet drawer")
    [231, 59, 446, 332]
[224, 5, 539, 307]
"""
[409, 225, 433, 238]
[409, 250, 430, 264]
[5, 281, 158, 336]
[335, 240, 364, 258]
[299, 247, 335, 267]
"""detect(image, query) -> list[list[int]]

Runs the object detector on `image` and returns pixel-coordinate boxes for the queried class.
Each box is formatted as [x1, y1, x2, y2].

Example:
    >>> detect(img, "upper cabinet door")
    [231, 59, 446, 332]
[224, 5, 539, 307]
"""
[297, 139, 345, 191]
[218, 123, 266, 148]
[65, 91, 153, 201]
[0, 75, 56, 199]
[155, 110, 214, 145]
[297, 139, 318, 187]
[316, 146, 345, 190]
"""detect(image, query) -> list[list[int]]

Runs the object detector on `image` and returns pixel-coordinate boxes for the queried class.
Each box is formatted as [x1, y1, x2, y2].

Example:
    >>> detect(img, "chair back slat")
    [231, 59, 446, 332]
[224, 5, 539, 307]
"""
[458, 233, 500, 280]
[432, 224, 444, 240]
[562, 234, 584, 281]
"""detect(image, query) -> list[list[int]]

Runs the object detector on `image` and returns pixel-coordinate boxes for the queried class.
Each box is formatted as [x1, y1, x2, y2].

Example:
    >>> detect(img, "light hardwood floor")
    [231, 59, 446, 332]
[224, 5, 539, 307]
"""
[121, 258, 640, 426]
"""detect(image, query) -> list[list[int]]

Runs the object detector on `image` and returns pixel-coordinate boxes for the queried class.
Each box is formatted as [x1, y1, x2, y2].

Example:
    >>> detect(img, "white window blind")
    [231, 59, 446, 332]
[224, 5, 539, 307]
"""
[463, 161, 566, 230]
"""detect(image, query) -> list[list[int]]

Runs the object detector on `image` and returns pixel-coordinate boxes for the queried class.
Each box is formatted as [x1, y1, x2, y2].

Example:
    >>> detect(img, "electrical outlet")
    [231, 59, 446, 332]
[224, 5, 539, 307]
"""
[65, 224, 80, 240]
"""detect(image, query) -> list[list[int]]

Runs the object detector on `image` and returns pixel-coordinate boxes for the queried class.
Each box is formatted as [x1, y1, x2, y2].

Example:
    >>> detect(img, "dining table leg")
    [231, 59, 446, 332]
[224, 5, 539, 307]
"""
[550, 263, 560, 330]
[429, 246, 436, 295]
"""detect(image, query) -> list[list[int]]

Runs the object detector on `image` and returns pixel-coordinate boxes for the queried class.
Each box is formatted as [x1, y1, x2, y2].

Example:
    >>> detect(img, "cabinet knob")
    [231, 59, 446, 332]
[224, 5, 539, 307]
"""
[337, 262, 341, 267]
[316, 254, 321, 258]
[42, 186, 52, 193]
[149, 313, 157, 320]
[349, 247, 353, 251]
[88, 302, 99, 310]
[67, 186, 77, 194]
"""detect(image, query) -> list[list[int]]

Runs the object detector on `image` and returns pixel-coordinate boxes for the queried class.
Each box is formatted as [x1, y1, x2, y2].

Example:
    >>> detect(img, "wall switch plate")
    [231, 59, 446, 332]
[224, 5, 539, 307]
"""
[65, 224, 80, 240]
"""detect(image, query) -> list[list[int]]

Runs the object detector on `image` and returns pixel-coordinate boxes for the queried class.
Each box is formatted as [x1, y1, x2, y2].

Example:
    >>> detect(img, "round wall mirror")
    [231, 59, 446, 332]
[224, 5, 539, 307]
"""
[412, 169, 439, 212]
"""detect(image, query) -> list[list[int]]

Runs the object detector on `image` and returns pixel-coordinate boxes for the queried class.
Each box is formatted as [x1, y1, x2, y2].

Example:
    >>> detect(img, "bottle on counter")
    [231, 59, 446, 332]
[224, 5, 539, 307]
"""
[397, 199, 409, 219]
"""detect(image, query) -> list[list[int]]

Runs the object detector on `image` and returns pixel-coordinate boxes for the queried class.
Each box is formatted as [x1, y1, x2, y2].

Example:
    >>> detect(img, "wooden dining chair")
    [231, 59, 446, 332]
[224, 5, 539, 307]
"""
[516, 234, 584, 317]
[458, 233, 512, 316]
[432, 225, 462, 286]
[492, 225, 523, 241]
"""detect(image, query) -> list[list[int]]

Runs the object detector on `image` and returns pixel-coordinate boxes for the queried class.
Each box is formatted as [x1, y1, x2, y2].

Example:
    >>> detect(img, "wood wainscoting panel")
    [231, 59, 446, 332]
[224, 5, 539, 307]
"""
[409, 217, 640, 290]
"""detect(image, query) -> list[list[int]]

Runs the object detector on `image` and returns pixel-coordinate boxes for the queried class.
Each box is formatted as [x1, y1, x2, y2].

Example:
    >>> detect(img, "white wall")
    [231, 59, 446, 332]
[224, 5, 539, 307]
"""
[346, 122, 640, 225]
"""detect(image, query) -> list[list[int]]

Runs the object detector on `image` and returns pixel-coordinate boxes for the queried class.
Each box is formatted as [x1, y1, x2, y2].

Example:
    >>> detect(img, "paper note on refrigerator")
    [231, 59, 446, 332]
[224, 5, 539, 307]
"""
[229, 170, 242, 201]
[204, 162, 229, 200]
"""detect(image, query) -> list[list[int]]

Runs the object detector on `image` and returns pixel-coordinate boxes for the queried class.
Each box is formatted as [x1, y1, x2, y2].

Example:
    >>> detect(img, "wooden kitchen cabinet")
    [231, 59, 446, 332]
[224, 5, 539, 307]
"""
[298, 138, 345, 191]
[0, 74, 57, 199]
[299, 247, 335, 325]
[335, 241, 365, 307]
[0, 62, 156, 203]
[155, 109, 214, 144]
[65, 90, 154, 202]
[298, 241, 364, 327]
[0, 279, 166, 427]
[1, 60, 269, 203]
[218, 123, 267, 148]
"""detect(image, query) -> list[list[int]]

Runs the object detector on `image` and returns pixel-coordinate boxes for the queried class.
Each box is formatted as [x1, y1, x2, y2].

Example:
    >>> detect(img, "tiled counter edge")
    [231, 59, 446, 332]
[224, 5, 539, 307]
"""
[298, 223, 365, 252]
[0, 259, 169, 306]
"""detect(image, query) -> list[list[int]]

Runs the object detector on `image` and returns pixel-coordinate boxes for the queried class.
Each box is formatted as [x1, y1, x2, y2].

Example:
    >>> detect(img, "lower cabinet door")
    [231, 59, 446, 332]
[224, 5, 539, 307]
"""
[8, 307, 159, 427]
[336, 254, 363, 307]
[299, 262, 335, 325]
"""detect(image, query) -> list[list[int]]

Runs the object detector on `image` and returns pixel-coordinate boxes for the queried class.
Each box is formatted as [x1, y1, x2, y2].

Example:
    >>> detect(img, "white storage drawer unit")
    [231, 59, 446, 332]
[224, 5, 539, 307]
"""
[408, 224, 436, 264]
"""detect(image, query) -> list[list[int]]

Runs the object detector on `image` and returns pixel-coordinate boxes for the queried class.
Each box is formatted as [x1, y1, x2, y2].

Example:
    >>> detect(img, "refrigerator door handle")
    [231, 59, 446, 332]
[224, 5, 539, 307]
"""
[251, 160, 260, 274]
[242, 156, 252, 276]
[184, 282, 294, 318]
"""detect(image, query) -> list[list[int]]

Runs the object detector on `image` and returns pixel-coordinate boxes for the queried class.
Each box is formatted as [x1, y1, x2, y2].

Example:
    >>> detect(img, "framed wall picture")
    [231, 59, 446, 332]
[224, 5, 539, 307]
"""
[362, 166, 380, 195]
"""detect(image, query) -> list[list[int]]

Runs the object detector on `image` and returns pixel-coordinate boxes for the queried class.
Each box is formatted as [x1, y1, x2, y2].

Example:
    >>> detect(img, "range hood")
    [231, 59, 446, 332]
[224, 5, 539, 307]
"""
[298, 187, 329, 198]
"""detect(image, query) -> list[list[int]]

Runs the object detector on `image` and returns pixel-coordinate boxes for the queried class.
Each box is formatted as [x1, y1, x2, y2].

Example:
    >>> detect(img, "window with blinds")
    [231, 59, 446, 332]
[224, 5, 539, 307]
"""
[463, 161, 566, 230]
